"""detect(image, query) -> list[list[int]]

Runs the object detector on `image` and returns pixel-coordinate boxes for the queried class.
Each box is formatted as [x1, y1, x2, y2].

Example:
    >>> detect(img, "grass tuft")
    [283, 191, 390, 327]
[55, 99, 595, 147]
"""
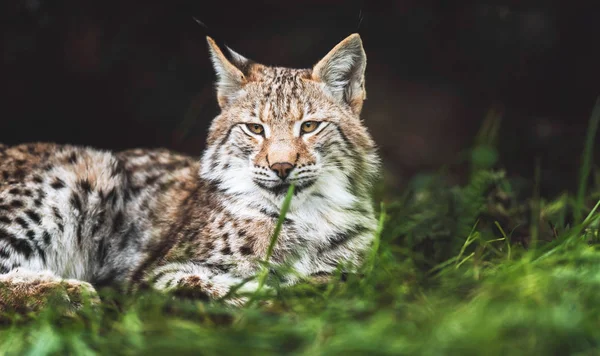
[575, 96, 600, 223]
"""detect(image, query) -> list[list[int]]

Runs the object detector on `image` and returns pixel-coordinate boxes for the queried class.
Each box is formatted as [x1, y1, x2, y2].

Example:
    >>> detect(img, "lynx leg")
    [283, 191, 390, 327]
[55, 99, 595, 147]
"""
[149, 263, 260, 307]
[0, 268, 99, 314]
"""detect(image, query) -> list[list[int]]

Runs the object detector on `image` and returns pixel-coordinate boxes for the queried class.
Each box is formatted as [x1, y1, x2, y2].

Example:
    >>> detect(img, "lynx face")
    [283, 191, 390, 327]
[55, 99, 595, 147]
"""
[200, 35, 378, 205]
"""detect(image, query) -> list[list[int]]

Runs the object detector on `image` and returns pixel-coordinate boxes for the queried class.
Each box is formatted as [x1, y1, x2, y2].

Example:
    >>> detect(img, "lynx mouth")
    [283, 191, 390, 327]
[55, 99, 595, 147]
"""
[254, 178, 316, 196]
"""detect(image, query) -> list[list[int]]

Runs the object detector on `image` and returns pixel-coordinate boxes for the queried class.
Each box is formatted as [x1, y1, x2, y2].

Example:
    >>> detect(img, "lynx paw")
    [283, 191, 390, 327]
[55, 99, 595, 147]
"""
[170, 274, 262, 307]
[0, 268, 100, 315]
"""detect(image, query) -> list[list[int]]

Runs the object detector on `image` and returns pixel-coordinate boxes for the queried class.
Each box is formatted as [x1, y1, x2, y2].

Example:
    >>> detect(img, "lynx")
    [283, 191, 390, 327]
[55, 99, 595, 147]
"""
[0, 34, 379, 309]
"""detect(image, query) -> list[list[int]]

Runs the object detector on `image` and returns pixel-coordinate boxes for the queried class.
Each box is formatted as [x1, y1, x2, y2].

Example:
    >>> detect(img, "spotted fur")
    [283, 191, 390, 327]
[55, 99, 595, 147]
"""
[0, 34, 379, 307]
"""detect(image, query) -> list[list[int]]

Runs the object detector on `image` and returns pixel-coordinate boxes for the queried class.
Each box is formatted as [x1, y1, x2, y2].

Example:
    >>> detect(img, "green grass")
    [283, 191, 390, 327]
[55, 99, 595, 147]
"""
[2, 101, 600, 355]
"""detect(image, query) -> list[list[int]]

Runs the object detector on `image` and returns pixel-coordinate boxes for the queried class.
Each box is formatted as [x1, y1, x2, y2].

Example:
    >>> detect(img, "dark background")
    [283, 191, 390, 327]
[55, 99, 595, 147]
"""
[2, 0, 599, 196]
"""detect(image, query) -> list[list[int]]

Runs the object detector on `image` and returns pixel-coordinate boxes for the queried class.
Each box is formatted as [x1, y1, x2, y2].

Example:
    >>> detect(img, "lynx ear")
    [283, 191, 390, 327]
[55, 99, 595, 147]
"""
[312, 34, 367, 114]
[206, 37, 251, 108]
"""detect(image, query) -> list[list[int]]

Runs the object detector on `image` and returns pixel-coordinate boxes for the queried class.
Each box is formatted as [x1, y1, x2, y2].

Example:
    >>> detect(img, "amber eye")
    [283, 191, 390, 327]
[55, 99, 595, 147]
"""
[246, 123, 264, 135]
[300, 121, 320, 134]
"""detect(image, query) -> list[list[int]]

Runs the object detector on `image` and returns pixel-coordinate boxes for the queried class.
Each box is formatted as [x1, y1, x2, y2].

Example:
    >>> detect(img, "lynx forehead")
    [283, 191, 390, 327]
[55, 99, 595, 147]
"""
[0, 33, 379, 308]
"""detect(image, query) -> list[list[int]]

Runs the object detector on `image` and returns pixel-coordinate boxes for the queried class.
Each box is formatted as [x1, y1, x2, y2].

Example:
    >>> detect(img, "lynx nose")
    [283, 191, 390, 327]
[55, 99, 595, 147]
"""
[270, 162, 294, 180]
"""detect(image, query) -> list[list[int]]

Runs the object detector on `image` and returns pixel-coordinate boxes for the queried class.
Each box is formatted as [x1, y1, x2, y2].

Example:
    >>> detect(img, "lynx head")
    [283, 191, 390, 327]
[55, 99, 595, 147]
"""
[200, 34, 379, 208]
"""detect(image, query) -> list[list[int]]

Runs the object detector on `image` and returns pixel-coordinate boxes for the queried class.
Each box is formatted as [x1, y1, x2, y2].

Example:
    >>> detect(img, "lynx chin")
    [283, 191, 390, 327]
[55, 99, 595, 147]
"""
[0, 33, 380, 308]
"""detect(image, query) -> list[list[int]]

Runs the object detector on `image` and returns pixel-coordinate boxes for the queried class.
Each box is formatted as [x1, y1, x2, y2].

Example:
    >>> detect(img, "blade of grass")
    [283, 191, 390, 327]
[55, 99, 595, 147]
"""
[247, 183, 295, 305]
[455, 220, 480, 266]
[364, 202, 386, 277]
[455, 252, 475, 269]
[530, 159, 541, 250]
[430, 221, 480, 276]
[583, 198, 600, 225]
[264, 184, 295, 262]
[494, 221, 512, 260]
[575, 96, 600, 223]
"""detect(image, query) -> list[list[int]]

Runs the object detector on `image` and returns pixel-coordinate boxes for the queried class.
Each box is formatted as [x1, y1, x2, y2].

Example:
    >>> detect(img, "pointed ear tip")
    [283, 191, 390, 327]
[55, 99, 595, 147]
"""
[347, 33, 362, 42]
[340, 34, 364, 51]
[206, 37, 222, 58]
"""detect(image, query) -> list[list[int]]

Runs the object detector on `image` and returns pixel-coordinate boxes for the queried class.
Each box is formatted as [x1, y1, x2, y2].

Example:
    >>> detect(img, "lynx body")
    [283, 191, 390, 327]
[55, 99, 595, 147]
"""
[0, 34, 379, 307]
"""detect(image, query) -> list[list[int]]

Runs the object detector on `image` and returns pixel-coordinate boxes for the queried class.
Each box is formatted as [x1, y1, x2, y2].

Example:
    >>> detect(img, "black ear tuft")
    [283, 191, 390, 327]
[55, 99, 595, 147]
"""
[206, 37, 252, 108]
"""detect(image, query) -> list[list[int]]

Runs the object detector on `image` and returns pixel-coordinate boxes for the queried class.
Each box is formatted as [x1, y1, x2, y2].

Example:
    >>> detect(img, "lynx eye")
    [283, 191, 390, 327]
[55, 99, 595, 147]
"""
[300, 121, 320, 134]
[246, 123, 264, 135]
